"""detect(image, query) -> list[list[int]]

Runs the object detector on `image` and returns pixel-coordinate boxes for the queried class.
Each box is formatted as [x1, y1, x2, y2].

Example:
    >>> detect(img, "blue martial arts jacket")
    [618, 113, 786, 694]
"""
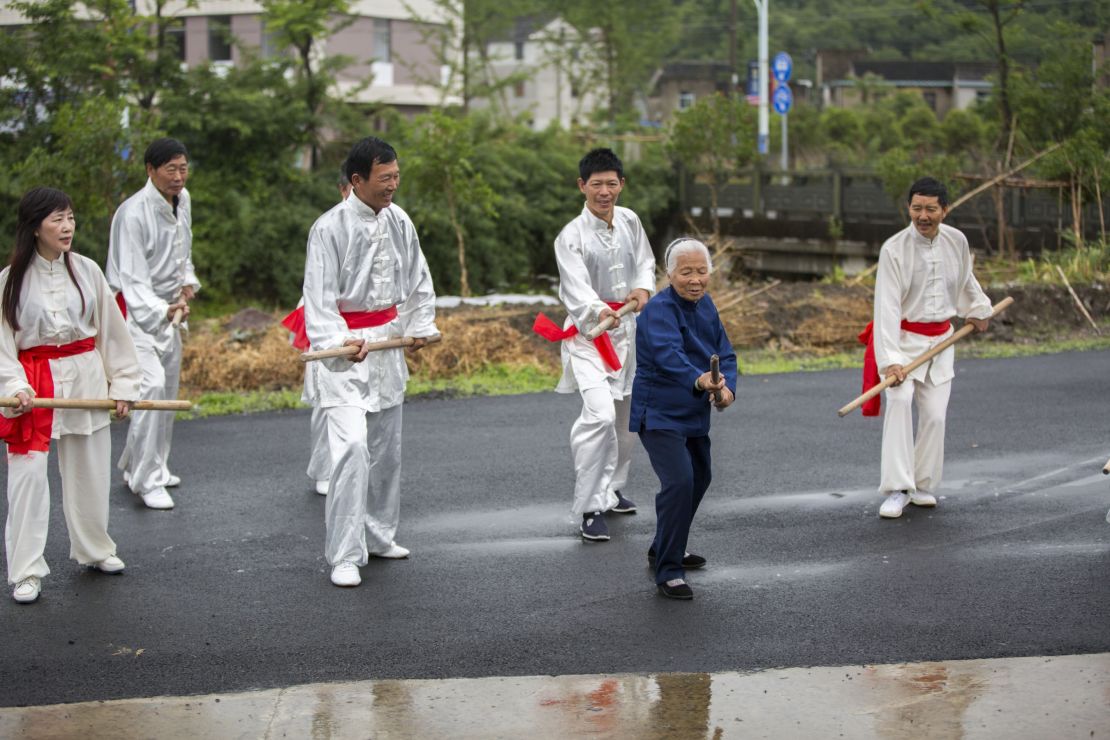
[629, 285, 738, 437]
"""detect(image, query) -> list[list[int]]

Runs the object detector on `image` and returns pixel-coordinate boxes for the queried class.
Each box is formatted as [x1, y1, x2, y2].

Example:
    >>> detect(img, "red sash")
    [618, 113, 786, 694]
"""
[857, 319, 951, 417]
[115, 292, 127, 319]
[0, 338, 97, 454]
[281, 305, 399, 351]
[532, 302, 625, 372]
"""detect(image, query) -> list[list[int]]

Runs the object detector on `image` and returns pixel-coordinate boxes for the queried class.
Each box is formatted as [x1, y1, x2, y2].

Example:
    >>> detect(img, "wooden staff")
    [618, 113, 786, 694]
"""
[584, 298, 640, 340]
[171, 291, 185, 328]
[301, 334, 442, 362]
[1102, 457, 1110, 475]
[837, 296, 1014, 418]
[710, 353, 723, 411]
[0, 398, 192, 411]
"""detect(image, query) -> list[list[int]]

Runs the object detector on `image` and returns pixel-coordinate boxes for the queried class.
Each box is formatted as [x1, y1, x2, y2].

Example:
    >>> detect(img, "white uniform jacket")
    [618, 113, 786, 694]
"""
[302, 196, 438, 413]
[106, 179, 200, 355]
[873, 223, 993, 386]
[554, 205, 656, 395]
[0, 253, 142, 435]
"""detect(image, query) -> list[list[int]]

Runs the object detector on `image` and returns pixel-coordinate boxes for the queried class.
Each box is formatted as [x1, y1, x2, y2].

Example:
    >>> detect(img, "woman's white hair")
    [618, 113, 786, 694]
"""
[664, 238, 713, 275]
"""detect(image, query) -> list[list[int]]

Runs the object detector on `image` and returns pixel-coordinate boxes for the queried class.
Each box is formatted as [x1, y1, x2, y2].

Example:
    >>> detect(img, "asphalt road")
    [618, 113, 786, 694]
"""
[2, 350, 1108, 707]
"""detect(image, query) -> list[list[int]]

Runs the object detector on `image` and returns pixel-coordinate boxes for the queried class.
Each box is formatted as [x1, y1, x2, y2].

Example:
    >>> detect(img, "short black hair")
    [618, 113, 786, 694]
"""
[578, 148, 624, 182]
[346, 137, 397, 181]
[145, 138, 189, 169]
[907, 177, 949, 207]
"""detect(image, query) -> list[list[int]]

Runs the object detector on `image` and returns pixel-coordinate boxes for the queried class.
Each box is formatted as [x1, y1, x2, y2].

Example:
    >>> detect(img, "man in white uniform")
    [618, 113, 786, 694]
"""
[867, 177, 992, 519]
[537, 148, 655, 541]
[301, 137, 437, 587]
[107, 138, 198, 511]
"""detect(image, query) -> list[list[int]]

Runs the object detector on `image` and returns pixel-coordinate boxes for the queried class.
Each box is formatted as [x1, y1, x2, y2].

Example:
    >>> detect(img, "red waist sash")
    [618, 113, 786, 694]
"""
[532, 302, 625, 372]
[857, 319, 951, 417]
[281, 305, 399, 351]
[0, 337, 97, 454]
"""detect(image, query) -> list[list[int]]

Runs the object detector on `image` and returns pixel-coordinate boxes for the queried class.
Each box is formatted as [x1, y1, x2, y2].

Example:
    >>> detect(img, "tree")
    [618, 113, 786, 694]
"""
[260, 0, 354, 170]
[667, 93, 757, 238]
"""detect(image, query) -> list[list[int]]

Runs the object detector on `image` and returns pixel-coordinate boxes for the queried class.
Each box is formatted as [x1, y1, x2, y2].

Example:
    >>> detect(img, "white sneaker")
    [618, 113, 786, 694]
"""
[330, 561, 361, 587]
[880, 491, 911, 519]
[141, 488, 175, 510]
[91, 555, 126, 574]
[12, 576, 40, 604]
[314, 480, 329, 496]
[374, 542, 410, 559]
[166, 474, 181, 488]
[910, 490, 937, 507]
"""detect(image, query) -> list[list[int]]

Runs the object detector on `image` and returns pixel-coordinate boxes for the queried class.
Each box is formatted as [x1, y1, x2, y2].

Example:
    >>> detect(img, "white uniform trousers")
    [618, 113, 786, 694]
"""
[306, 405, 331, 484]
[118, 334, 181, 494]
[6, 427, 115, 584]
[880, 372, 952, 494]
[570, 387, 634, 515]
[324, 404, 402, 566]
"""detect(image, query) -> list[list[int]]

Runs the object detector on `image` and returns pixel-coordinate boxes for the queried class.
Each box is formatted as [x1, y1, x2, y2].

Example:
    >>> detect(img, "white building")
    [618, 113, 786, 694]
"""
[473, 16, 606, 130]
[0, 0, 459, 113]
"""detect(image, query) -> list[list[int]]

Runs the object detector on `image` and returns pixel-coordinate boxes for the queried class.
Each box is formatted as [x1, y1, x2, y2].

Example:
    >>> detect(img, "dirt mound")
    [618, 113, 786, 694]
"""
[178, 281, 1106, 395]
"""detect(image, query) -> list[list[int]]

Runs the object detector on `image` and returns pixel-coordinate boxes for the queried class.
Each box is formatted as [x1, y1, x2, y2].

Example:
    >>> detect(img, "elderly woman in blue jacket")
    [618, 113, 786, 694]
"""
[629, 238, 737, 600]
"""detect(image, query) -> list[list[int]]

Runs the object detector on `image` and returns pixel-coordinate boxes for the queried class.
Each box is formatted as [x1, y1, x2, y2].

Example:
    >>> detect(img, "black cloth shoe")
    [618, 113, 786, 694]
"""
[657, 579, 694, 600]
[610, 491, 637, 514]
[580, 512, 610, 541]
[647, 547, 707, 569]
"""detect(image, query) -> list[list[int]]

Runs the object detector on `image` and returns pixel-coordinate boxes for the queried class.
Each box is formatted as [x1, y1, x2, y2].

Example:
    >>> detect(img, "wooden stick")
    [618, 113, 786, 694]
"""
[584, 298, 640, 340]
[837, 297, 1014, 418]
[1102, 456, 1110, 475]
[301, 334, 442, 362]
[715, 280, 781, 313]
[710, 353, 723, 411]
[1055, 265, 1100, 334]
[0, 398, 192, 411]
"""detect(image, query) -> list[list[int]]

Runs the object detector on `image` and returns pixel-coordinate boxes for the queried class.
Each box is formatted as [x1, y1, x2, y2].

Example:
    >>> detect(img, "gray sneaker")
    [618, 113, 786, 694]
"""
[580, 511, 610, 541]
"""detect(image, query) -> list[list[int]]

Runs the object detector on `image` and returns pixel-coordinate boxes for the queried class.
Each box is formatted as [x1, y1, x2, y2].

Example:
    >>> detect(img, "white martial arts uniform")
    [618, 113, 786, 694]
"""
[554, 205, 656, 515]
[106, 178, 199, 496]
[1, 254, 141, 584]
[291, 298, 331, 488]
[873, 223, 992, 495]
[302, 196, 437, 566]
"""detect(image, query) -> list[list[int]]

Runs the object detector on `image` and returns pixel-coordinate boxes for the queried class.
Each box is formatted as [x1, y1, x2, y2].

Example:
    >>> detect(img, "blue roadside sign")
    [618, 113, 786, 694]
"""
[773, 83, 792, 114]
[772, 52, 792, 83]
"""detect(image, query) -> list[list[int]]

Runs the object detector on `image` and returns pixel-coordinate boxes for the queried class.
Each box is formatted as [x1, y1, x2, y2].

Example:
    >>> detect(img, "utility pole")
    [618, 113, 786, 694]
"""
[729, 0, 738, 97]
[752, 0, 769, 155]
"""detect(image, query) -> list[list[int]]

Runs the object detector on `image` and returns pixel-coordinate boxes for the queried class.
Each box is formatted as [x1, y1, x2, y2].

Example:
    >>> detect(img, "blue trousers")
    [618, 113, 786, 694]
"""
[639, 429, 712, 584]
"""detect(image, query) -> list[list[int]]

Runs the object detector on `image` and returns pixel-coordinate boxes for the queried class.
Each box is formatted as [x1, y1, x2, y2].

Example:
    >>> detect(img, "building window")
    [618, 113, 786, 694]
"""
[570, 83, 580, 99]
[208, 16, 232, 62]
[374, 20, 391, 63]
[514, 80, 525, 98]
[922, 91, 937, 111]
[514, 41, 525, 60]
[976, 90, 990, 104]
[165, 19, 186, 61]
[678, 90, 695, 110]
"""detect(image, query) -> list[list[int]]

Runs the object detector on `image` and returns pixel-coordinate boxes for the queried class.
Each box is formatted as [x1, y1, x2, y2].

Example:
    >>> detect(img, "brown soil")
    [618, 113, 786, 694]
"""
[180, 281, 1108, 395]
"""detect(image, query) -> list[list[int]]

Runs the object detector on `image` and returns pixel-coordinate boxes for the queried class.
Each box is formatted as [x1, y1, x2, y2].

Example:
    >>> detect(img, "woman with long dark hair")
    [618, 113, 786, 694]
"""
[0, 187, 141, 604]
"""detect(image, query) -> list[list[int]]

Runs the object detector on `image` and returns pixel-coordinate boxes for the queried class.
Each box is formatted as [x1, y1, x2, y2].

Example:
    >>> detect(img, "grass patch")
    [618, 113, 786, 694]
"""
[739, 336, 1110, 376]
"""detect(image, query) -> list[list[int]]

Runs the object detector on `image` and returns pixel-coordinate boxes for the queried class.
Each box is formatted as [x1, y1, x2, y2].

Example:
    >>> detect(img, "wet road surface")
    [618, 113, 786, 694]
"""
[1, 351, 1108, 721]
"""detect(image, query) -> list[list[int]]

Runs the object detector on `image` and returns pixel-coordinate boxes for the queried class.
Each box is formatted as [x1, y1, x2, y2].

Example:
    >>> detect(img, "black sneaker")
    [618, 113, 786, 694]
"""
[657, 579, 694, 600]
[647, 547, 707, 569]
[610, 491, 637, 514]
[580, 512, 610, 541]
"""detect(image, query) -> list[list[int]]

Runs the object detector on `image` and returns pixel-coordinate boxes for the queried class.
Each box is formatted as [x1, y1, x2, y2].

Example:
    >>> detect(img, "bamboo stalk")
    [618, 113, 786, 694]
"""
[1055, 265, 1100, 334]
[301, 335, 443, 362]
[0, 398, 192, 411]
[947, 143, 1062, 212]
[837, 297, 1014, 418]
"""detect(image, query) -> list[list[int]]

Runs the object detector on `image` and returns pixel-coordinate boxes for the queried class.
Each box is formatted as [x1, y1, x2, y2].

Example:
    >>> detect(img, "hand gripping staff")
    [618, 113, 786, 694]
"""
[837, 296, 1014, 418]
[300, 335, 443, 362]
[584, 297, 640, 341]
